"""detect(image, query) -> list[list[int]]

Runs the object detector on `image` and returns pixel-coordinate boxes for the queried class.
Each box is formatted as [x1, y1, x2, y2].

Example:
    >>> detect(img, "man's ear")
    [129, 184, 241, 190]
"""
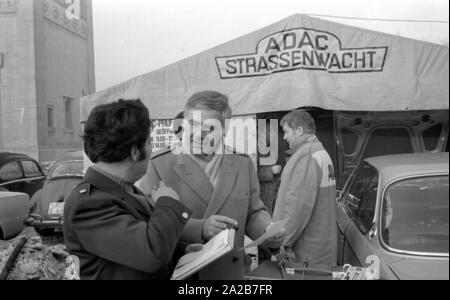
[130, 145, 140, 162]
[296, 126, 304, 136]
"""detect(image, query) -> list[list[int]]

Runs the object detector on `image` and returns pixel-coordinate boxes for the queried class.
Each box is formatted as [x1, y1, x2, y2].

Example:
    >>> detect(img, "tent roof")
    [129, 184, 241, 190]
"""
[82, 14, 449, 120]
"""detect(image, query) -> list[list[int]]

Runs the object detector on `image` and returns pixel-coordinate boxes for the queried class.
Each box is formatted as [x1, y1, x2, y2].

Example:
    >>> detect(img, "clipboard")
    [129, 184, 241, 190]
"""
[171, 229, 236, 280]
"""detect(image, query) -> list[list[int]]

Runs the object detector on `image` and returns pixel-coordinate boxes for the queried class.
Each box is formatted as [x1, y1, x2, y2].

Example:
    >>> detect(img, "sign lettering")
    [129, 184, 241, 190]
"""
[216, 28, 388, 79]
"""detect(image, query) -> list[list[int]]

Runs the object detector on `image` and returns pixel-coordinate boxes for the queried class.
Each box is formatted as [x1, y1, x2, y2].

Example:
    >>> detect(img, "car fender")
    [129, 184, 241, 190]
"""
[30, 189, 43, 214]
[0, 192, 29, 240]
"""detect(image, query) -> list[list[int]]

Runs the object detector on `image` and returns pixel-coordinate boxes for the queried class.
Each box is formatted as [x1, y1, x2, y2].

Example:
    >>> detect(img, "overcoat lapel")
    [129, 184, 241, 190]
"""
[204, 155, 238, 217]
[173, 155, 214, 206]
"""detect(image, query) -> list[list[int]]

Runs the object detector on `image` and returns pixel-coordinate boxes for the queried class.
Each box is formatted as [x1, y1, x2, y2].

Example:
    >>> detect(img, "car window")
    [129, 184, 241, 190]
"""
[422, 123, 444, 152]
[341, 128, 360, 155]
[363, 127, 414, 159]
[344, 162, 379, 233]
[382, 175, 449, 254]
[49, 161, 84, 179]
[22, 160, 43, 178]
[0, 161, 23, 181]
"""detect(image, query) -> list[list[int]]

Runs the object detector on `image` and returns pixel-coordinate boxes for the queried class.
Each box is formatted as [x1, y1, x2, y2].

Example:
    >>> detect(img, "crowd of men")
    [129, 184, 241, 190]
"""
[63, 91, 337, 280]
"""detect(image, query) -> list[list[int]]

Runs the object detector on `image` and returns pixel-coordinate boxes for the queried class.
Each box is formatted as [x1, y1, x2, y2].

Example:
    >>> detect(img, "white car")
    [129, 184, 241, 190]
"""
[0, 192, 29, 240]
[336, 153, 449, 280]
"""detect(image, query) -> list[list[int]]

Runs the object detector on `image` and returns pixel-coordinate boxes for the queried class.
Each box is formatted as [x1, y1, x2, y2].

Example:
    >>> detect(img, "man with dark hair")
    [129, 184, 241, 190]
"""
[64, 99, 193, 280]
[137, 91, 284, 280]
[272, 109, 338, 267]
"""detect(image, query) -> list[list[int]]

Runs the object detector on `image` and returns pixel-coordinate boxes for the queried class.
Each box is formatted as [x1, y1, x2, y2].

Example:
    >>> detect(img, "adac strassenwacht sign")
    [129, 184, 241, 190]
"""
[216, 28, 388, 79]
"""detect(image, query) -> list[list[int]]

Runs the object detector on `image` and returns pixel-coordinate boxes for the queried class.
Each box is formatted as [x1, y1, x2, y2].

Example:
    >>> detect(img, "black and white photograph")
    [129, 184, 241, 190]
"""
[0, 0, 448, 285]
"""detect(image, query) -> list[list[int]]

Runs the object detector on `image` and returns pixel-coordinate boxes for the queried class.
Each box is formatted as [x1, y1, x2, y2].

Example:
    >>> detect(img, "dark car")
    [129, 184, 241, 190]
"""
[336, 153, 449, 280]
[28, 152, 84, 236]
[0, 153, 46, 201]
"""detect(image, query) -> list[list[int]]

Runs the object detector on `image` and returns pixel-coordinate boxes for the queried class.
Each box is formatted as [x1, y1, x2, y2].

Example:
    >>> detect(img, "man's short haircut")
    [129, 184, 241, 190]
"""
[281, 110, 316, 134]
[185, 91, 232, 121]
[83, 99, 151, 163]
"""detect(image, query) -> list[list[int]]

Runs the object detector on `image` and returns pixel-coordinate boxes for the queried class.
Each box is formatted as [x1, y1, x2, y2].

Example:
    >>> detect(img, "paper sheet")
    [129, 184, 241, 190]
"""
[240, 219, 289, 251]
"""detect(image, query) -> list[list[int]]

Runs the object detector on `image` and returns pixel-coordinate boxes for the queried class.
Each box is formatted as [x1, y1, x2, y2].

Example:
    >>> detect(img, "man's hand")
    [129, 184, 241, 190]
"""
[263, 223, 286, 249]
[202, 215, 238, 241]
[151, 181, 180, 202]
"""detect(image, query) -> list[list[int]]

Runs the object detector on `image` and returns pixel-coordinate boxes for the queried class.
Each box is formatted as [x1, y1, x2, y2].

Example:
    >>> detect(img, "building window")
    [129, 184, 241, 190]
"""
[48, 105, 55, 130]
[64, 96, 74, 131]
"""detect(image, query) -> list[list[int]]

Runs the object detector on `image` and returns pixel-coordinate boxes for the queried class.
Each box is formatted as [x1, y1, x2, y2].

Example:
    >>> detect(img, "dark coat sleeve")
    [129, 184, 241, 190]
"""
[69, 194, 191, 274]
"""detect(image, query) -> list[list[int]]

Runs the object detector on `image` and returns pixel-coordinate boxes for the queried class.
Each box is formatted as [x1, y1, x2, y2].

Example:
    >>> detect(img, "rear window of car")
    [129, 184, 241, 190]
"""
[363, 127, 414, 159]
[381, 175, 449, 255]
[49, 161, 84, 179]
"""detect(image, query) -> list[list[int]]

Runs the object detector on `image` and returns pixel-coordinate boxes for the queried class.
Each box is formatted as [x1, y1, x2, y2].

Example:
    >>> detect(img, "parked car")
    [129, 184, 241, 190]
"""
[336, 152, 449, 280]
[0, 192, 29, 240]
[28, 153, 84, 236]
[0, 153, 46, 202]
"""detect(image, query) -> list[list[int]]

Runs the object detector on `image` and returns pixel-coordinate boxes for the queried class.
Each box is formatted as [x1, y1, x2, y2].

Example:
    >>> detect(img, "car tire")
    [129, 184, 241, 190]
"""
[35, 227, 55, 237]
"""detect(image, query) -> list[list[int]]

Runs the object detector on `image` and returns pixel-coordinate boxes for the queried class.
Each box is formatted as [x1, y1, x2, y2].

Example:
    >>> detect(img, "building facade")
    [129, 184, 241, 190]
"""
[0, 0, 95, 163]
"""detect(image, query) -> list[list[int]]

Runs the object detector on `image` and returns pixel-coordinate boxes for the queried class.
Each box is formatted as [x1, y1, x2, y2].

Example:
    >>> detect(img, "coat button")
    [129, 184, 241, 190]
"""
[182, 212, 189, 220]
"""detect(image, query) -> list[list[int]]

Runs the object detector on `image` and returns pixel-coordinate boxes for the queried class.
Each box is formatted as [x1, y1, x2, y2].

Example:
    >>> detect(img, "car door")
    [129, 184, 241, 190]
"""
[339, 162, 380, 267]
[336, 167, 358, 266]
[20, 160, 46, 198]
[0, 161, 25, 193]
[334, 110, 449, 188]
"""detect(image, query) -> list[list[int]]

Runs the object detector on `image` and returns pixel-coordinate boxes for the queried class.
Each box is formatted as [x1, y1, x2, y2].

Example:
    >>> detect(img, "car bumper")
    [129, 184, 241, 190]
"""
[26, 214, 63, 229]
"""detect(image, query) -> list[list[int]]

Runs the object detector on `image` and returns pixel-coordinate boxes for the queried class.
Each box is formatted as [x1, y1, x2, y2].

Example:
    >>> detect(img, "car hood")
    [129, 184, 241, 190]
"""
[389, 257, 449, 280]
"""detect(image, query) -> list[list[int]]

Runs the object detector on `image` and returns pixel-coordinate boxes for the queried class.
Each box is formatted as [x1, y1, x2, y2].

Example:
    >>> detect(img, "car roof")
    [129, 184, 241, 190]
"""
[0, 152, 33, 165]
[57, 151, 84, 162]
[365, 152, 449, 185]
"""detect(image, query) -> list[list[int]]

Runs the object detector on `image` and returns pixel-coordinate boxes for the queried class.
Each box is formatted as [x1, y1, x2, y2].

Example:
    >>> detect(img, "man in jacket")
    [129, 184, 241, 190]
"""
[64, 99, 193, 280]
[272, 110, 338, 267]
[137, 91, 284, 280]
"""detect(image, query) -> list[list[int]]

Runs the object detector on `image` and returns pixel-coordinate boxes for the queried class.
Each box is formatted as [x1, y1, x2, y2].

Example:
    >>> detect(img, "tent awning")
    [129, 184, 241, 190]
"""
[81, 14, 449, 120]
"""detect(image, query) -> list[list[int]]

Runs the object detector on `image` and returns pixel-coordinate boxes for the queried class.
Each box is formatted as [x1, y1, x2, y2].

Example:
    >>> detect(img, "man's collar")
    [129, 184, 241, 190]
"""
[286, 135, 318, 155]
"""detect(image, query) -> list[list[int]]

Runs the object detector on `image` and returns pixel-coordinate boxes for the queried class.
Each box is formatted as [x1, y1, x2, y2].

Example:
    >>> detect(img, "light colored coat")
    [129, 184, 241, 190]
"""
[137, 149, 271, 280]
[272, 136, 338, 267]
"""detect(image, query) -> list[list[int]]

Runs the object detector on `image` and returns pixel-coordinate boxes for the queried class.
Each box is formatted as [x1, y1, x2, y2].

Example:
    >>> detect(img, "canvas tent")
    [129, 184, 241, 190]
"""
[81, 14, 449, 122]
